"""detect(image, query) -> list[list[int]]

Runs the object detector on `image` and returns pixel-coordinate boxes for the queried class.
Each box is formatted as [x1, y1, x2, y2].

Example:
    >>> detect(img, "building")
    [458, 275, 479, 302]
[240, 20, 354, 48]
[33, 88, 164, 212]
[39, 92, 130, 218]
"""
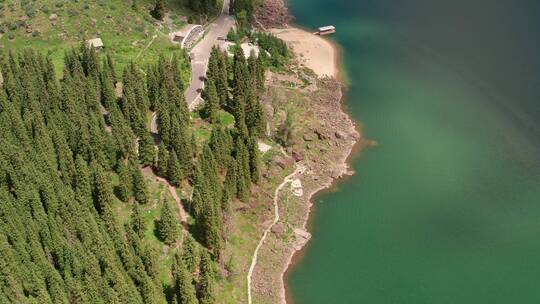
[86, 38, 104, 50]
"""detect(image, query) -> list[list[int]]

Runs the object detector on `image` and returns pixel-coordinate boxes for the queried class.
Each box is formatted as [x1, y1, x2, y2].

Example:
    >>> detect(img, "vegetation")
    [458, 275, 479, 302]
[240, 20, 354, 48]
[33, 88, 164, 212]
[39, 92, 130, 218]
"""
[0, 0, 293, 300]
[0, 0, 191, 74]
[0, 25, 282, 300]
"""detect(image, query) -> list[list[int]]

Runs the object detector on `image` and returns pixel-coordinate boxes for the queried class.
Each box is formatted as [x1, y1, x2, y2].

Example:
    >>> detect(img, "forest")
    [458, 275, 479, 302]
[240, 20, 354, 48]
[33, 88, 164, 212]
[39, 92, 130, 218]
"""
[0, 36, 274, 303]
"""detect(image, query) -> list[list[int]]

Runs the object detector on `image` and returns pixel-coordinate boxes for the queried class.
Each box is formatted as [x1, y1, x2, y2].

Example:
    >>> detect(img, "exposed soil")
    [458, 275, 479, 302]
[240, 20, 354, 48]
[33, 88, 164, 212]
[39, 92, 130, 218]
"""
[250, 68, 363, 303]
[254, 0, 293, 29]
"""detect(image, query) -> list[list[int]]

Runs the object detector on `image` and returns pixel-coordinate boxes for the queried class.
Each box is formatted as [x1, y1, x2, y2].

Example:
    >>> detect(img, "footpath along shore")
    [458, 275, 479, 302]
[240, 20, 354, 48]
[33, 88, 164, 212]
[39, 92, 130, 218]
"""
[249, 25, 363, 303]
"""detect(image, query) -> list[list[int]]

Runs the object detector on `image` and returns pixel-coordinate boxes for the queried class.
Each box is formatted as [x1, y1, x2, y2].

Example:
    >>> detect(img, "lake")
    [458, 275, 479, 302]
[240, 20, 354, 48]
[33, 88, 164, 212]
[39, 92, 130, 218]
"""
[287, 0, 540, 303]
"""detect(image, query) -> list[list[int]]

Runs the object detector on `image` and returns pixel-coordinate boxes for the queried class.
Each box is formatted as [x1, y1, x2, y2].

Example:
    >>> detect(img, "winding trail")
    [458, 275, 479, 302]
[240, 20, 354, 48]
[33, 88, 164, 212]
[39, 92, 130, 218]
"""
[247, 154, 303, 304]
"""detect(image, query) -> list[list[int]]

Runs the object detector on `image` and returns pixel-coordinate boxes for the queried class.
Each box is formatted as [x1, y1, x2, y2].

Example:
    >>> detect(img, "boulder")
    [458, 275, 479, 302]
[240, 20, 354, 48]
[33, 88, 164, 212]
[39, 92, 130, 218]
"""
[292, 151, 304, 162]
[271, 223, 287, 237]
[303, 132, 316, 141]
[335, 130, 346, 139]
[275, 157, 294, 169]
[49, 14, 58, 22]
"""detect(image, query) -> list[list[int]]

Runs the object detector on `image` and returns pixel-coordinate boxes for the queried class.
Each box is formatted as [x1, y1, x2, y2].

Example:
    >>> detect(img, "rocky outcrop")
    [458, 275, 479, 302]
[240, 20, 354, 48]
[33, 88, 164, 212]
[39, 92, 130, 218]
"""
[254, 0, 293, 29]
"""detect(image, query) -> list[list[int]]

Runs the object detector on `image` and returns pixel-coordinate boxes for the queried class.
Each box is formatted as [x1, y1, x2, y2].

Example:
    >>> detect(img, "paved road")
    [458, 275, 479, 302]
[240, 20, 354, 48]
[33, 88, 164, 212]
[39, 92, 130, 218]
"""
[187, 0, 235, 110]
[150, 1, 235, 135]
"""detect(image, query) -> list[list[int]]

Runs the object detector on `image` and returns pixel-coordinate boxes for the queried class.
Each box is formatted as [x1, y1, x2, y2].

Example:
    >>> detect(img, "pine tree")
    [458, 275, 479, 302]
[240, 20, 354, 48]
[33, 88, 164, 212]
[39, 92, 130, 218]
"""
[93, 163, 115, 213]
[203, 79, 219, 122]
[182, 235, 199, 274]
[131, 203, 147, 239]
[117, 159, 133, 202]
[156, 142, 169, 177]
[172, 254, 198, 304]
[139, 133, 156, 167]
[131, 162, 149, 204]
[234, 139, 251, 202]
[197, 250, 215, 304]
[151, 0, 166, 20]
[247, 136, 261, 184]
[167, 149, 183, 187]
[156, 201, 180, 245]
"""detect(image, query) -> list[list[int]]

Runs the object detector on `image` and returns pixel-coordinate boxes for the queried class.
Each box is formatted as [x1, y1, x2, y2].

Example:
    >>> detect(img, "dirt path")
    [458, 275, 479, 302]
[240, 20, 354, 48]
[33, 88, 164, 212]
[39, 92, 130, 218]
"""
[247, 156, 303, 304]
[151, 172, 188, 223]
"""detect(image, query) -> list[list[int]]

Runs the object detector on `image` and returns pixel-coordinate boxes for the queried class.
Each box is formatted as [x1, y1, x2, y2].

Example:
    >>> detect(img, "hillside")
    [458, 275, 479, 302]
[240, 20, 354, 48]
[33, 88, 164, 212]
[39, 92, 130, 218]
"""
[0, 0, 196, 73]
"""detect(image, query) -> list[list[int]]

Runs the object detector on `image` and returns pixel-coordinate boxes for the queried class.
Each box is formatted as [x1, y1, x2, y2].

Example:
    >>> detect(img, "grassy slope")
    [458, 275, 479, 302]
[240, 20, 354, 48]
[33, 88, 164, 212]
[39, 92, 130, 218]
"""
[0, 0, 194, 74]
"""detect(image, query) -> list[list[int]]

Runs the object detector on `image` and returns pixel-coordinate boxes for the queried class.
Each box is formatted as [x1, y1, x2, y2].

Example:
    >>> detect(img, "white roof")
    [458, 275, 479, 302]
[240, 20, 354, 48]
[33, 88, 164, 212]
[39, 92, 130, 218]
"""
[318, 25, 335, 32]
[87, 38, 104, 48]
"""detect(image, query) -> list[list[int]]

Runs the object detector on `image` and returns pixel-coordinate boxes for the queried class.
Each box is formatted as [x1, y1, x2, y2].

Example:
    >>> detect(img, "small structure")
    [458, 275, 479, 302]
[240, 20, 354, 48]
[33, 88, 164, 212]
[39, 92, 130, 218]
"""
[86, 38, 104, 50]
[317, 25, 336, 35]
[218, 41, 262, 58]
[172, 24, 204, 49]
[291, 179, 304, 197]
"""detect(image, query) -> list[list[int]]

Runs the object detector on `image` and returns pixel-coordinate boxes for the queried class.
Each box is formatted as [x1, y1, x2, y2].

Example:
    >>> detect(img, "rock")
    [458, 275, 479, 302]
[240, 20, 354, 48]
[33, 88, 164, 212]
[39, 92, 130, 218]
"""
[292, 151, 304, 162]
[292, 228, 312, 251]
[335, 130, 346, 139]
[314, 129, 328, 140]
[303, 132, 316, 141]
[49, 14, 58, 22]
[271, 223, 287, 237]
[275, 157, 294, 169]
[234, 202, 250, 212]
[331, 169, 342, 179]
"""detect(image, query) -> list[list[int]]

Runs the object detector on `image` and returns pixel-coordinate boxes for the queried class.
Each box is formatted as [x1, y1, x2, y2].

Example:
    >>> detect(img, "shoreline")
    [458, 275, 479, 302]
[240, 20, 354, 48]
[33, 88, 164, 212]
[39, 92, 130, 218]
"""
[262, 25, 364, 303]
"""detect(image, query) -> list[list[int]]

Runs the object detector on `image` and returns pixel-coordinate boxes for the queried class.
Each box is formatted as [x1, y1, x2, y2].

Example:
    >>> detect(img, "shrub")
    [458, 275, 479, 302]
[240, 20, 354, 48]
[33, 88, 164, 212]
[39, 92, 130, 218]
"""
[41, 5, 49, 13]
[55, 2, 64, 8]
[24, 4, 36, 17]
[7, 33, 15, 40]
[67, 8, 78, 16]
[32, 30, 39, 37]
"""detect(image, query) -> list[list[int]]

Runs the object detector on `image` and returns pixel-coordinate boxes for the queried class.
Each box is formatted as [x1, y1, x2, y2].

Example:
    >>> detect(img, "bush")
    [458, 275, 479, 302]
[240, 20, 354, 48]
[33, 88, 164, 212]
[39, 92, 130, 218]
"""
[67, 8, 78, 16]
[55, 2, 64, 8]
[32, 30, 39, 37]
[41, 5, 49, 13]
[7, 33, 14, 40]
[24, 5, 36, 17]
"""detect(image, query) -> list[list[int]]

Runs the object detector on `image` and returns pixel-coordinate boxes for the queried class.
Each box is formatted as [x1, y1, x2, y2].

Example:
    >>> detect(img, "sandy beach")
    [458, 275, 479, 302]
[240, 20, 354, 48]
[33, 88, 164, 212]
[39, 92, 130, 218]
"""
[270, 27, 338, 78]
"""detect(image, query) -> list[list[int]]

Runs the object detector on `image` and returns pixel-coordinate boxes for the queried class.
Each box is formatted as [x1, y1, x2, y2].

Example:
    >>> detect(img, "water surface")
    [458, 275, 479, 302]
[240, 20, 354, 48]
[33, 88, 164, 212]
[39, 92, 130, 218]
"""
[288, 1, 540, 303]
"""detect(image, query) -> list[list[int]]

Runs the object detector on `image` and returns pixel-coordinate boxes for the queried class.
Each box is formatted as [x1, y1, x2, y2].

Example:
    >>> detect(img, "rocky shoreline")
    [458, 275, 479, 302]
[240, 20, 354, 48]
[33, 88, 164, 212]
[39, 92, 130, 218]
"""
[251, 67, 362, 303]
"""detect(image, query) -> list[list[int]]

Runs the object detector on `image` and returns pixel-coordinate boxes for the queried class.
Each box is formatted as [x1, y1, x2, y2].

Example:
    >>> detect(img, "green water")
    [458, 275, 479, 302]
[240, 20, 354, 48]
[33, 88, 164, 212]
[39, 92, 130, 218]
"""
[287, 1, 540, 303]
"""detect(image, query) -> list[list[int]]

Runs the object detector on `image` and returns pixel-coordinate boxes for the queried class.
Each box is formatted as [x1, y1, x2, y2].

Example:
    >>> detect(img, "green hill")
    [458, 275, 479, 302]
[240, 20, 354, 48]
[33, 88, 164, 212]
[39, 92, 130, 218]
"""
[0, 0, 195, 73]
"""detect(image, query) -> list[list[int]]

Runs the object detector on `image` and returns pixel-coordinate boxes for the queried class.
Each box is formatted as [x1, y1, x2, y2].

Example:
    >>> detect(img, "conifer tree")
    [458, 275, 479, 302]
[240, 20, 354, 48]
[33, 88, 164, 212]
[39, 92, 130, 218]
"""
[182, 235, 199, 274]
[172, 254, 198, 304]
[167, 149, 183, 187]
[203, 79, 219, 122]
[156, 201, 180, 245]
[157, 142, 169, 177]
[234, 139, 251, 202]
[93, 163, 115, 214]
[131, 163, 149, 204]
[197, 250, 215, 304]
[247, 136, 261, 184]
[117, 159, 133, 202]
[131, 203, 147, 239]
[151, 0, 166, 20]
[139, 133, 156, 167]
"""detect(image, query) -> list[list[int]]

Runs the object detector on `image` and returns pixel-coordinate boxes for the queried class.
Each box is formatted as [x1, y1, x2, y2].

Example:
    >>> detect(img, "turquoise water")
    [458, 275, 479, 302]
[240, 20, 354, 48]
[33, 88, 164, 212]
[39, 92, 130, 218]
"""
[287, 1, 540, 303]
